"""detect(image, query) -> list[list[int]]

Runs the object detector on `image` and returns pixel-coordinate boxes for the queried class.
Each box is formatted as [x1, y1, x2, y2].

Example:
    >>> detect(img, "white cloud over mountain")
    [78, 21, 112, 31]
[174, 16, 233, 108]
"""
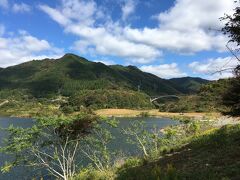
[140, 63, 187, 79]
[189, 57, 239, 79]
[124, 0, 234, 53]
[94, 59, 115, 65]
[0, 0, 237, 79]
[0, 30, 63, 67]
[39, 0, 162, 63]
[39, 0, 235, 64]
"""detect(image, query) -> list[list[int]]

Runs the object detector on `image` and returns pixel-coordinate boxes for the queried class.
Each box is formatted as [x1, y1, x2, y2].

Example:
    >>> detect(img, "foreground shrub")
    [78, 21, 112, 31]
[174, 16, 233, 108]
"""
[0, 111, 99, 180]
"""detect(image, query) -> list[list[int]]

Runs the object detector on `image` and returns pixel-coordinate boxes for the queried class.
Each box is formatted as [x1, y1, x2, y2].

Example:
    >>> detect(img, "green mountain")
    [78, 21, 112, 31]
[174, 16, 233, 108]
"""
[0, 54, 208, 97]
[159, 78, 231, 113]
[169, 77, 209, 94]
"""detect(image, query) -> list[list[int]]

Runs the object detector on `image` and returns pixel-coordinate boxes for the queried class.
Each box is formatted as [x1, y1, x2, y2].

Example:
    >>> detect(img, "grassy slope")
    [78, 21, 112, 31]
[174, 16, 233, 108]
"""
[117, 124, 240, 180]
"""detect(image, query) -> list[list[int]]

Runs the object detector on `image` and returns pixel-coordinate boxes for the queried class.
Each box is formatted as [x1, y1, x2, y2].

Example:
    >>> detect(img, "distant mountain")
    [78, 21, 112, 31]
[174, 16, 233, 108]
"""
[0, 54, 209, 97]
[169, 77, 210, 94]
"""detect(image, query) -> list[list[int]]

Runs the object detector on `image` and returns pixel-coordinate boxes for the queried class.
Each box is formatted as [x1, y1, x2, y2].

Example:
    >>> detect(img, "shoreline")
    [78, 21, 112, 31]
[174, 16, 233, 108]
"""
[95, 109, 220, 119]
[0, 108, 221, 120]
[1, 109, 239, 130]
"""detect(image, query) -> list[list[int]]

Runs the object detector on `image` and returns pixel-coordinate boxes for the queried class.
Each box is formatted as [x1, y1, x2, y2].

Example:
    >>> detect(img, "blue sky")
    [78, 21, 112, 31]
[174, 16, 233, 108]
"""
[0, 0, 238, 79]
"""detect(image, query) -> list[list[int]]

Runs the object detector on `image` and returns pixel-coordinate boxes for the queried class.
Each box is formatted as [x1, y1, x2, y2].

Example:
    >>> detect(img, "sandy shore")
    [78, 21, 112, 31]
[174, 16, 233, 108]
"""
[95, 109, 220, 119]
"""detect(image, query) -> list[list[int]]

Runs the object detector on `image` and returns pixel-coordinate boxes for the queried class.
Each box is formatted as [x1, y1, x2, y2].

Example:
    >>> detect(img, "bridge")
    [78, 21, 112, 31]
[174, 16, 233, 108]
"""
[150, 95, 180, 103]
[0, 100, 9, 107]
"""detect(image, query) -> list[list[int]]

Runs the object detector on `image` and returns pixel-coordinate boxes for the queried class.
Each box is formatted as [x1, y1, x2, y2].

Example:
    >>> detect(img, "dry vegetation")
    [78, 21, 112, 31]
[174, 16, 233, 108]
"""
[95, 108, 220, 119]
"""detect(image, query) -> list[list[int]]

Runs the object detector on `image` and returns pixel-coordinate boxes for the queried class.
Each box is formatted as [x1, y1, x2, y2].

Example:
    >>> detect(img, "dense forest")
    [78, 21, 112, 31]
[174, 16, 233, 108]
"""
[0, 54, 208, 97]
[0, 54, 210, 113]
[159, 79, 232, 113]
[0, 53, 237, 115]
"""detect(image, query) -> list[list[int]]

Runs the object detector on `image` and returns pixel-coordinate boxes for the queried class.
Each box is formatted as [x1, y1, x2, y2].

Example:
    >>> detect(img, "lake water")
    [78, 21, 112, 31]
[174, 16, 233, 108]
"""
[0, 116, 179, 180]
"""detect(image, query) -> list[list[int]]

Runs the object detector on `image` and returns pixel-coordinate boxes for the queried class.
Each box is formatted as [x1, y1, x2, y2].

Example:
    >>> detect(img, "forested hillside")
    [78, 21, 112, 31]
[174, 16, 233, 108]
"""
[0, 54, 208, 97]
[0, 54, 210, 113]
[170, 77, 209, 94]
[159, 79, 232, 113]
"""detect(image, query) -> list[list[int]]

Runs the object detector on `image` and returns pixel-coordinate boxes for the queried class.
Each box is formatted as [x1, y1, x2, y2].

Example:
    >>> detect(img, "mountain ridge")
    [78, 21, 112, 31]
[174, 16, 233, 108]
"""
[0, 54, 209, 97]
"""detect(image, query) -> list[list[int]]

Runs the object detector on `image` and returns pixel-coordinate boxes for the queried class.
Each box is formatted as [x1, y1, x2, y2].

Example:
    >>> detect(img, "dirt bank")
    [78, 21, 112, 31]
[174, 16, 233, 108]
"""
[95, 109, 220, 119]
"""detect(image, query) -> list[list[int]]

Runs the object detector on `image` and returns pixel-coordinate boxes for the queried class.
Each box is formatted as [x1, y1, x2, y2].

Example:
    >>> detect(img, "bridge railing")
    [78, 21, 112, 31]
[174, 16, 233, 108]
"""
[150, 95, 180, 103]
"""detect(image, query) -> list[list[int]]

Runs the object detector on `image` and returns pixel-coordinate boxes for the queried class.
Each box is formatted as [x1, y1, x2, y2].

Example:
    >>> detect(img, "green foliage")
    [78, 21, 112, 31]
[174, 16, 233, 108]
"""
[138, 112, 150, 117]
[0, 90, 65, 117]
[172, 124, 240, 179]
[119, 157, 143, 169]
[2, 110, 238, 180]
[221, 2, 240, 117]
[174, 116, 192, 124]
[187, 121, 200, 135]
[75, 167, 115, 180]
[61, 89, 153, 112]
[222, 78, 240, 116]
[0, 54, 211, 113]
[116, 162, 178, 180]
[115, 123, 240, 180]
[0, 54, 208, 99]
[122, 121, 163, 159]
[222, 1, 240, 47]
[0, 111, 99, 179]
[169, 77, 209, 94]
[159, 79, 231, 113]
[81, 118, 119, 171]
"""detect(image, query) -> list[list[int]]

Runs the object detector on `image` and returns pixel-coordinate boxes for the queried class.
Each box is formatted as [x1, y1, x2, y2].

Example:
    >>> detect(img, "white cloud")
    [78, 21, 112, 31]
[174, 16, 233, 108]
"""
[0, 1, 31, 13]
[156, 0, 233, 31]
[70, 25, 161, 60]
[12, 3, 31, 13]
[0, 0, 8, 9]
[124, 0, 235, 53]
[0, 31, 64, 67]
[121, 0, 136, 21]
[189, 57, 239, 79]
[61, 0, 97, 26]
[39, 5, 71, 26]
[40, 0, 97, 27]
[40, 0, 162, 64]
[124, 27, 227, 54]
[39, 0, 236, 64]
[94, 59, 115, 65]
[140, 63, 187, 79]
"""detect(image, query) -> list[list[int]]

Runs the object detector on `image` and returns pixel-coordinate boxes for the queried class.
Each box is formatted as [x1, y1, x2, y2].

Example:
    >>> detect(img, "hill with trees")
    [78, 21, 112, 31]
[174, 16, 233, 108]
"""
[169, 77, 209, 94]
[159, 79, 232, 113]
[0, 54, 210, 113]
[0, 53, 208, 97]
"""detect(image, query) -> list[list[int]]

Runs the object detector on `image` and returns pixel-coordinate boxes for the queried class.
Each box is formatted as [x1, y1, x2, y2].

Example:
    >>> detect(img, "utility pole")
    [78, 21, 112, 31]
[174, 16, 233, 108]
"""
[137, 84, 141, 92]
[138, 81, 141, 92]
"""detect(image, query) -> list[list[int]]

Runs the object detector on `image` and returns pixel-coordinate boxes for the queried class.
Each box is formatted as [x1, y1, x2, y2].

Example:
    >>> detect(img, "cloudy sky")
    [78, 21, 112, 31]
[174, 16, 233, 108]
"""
[0, 0, 238, 79]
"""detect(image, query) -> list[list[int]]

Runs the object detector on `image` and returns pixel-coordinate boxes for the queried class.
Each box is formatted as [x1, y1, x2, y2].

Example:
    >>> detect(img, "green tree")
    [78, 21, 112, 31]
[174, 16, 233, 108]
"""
[0, 112, 98, 180]
[81, 118, 119, 171]
[122, 121, 162, 158]
[221, 1, 240, 116]
[222, 78, 240, 116]
[222, 5, 240, 76]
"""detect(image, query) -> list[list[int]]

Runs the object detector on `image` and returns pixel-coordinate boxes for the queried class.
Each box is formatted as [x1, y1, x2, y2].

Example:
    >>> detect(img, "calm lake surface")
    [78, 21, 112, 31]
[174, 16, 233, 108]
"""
[0, 116, 179, 180]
